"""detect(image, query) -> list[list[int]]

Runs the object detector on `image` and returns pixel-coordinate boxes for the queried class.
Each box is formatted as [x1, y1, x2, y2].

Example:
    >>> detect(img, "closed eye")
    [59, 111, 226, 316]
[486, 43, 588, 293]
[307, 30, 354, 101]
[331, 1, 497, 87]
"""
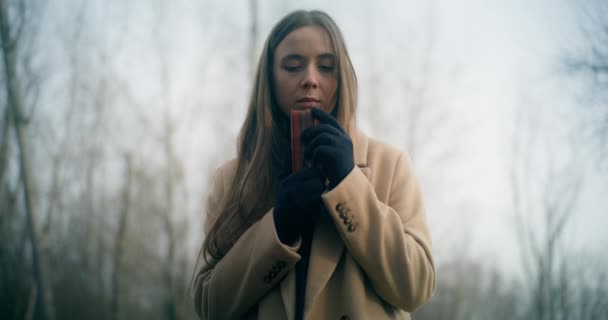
[281, 54, 304, 72]
[317, 54, 336, 73]
[283, 65, 302, 72]
[318, 65, 335, 72]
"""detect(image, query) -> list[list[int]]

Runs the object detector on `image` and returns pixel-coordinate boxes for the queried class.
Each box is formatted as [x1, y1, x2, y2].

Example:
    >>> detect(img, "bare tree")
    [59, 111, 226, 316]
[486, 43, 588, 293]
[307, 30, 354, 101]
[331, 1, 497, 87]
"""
[509, 102, 584, 320]
[0, 0, 53, 319]
[566, 0, 608, 161]
[41, 0, 87, 250]
[414, 257, 521, 320]
[150, 2, 189, 318]
[365, 1, 457, 166]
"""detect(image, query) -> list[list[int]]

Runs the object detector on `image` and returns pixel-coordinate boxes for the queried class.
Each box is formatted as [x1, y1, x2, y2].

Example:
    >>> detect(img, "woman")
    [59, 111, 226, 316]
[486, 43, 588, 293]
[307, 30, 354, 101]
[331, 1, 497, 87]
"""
[191, 10, 435, 320]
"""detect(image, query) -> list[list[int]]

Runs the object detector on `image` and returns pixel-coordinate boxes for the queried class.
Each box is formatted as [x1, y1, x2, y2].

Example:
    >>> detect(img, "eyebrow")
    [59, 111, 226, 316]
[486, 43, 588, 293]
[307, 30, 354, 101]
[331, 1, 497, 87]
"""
[280, 53, 336, 62]
[318, 53, 335, 60]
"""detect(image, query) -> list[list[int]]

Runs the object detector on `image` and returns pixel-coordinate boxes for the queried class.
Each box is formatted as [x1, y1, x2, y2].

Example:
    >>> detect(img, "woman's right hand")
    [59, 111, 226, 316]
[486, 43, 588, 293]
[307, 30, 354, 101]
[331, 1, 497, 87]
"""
[273, 167, 325, 244]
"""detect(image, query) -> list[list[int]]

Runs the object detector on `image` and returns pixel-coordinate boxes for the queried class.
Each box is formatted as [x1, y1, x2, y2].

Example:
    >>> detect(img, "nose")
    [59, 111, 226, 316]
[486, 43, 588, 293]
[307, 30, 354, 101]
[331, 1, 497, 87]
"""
[301, 65, 319, 89]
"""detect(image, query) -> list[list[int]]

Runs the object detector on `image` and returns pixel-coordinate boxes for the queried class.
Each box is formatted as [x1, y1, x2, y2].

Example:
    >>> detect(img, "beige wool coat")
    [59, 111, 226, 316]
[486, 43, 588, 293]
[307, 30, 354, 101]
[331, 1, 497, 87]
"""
[192, 129, 436, 319]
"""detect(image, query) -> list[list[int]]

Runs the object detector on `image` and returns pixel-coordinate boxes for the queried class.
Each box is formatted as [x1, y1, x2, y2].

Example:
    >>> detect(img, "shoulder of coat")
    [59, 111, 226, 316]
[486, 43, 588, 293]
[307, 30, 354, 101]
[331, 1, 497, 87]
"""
[217, 158, 238, 175]
[365, 135, 407, 161]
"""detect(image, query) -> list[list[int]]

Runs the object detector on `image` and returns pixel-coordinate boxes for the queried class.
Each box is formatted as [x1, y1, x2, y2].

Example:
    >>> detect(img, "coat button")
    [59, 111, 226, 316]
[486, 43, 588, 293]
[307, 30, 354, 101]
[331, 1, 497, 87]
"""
[339, 211, 347, 219]
[336, 203, 343, 211]
[347, 224, 357, 232]
[343, 218, 352, 225]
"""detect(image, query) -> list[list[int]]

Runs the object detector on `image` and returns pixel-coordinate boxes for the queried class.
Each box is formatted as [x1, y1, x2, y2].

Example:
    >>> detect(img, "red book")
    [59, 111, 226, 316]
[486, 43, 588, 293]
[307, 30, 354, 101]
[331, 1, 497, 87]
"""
[291, 108, 318, 172]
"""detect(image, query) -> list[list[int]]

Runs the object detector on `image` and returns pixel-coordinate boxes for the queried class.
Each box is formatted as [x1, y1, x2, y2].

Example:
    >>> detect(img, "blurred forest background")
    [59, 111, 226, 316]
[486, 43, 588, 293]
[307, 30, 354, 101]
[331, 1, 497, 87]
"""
[1, 0, 607, 319]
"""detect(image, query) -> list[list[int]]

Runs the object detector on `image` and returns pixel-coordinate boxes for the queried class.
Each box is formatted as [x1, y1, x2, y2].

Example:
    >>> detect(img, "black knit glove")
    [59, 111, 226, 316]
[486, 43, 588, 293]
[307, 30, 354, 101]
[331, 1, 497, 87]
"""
[302, 107, 355, 190]
[273, 167, 325, 244]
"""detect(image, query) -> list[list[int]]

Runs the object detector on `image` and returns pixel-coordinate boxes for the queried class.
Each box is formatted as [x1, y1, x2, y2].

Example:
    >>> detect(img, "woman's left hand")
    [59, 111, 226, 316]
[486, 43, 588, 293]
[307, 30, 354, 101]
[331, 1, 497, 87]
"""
[302, 107, 354, 189]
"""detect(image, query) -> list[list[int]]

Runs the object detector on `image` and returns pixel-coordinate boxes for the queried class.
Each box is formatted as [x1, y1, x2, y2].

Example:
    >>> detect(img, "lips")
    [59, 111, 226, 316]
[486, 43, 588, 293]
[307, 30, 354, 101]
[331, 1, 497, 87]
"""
[295, 97, 320, 109]
[297, 97, 320, 103]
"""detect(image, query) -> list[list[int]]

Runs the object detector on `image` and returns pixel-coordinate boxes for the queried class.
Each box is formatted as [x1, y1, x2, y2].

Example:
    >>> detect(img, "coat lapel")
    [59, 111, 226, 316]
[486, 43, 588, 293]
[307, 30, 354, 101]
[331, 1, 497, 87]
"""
[302, 129, 370, 315]
[359, 166, 371, 179]
[304, 212, 343, 313]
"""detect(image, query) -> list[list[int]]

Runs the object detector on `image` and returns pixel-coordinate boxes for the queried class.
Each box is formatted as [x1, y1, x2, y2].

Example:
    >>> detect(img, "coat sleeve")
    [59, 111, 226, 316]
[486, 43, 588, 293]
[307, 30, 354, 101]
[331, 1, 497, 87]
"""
[321, 152, 436, 312]
[191, 164, 302, 319]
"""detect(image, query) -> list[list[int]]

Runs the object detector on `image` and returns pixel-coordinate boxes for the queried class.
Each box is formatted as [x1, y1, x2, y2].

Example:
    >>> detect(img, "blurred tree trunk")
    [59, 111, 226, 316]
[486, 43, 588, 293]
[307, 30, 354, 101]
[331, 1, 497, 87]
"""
[401, 1, 456, 169]
[0, 102, 10, 196]
[111, 154, 132, 320]
[152, 2, 179, 317]
[249, 0, 259, 80]
[162, 114, 178, 320]
[44, 2, 85, 241]
[0, 0, 54, 319]
[85, 63, 108, 310]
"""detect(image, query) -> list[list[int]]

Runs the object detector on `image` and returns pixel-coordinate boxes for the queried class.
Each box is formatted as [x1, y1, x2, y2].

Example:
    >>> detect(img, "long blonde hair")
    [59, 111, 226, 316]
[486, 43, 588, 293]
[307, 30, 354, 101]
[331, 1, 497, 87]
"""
[203, 10, 358, 263]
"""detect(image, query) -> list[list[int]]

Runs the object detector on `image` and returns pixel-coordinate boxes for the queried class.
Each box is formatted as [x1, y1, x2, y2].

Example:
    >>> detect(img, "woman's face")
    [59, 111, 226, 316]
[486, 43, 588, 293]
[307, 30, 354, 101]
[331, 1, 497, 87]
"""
[273, 25, 338, 117]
